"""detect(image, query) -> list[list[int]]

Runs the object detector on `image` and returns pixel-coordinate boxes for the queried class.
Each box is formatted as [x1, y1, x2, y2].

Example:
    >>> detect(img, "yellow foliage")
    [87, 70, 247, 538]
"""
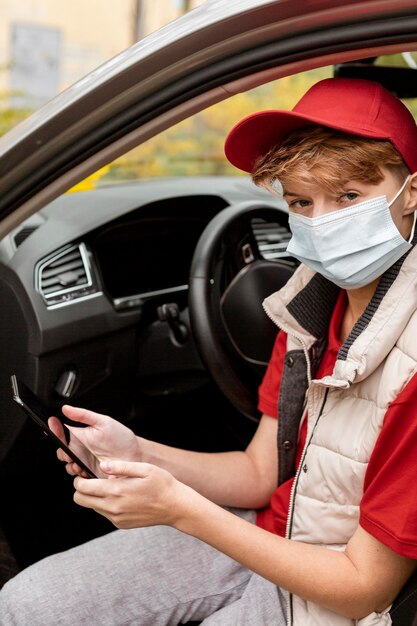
[71, 65, 417, 186]
[66, 165, 112, 192]
[101, 68, 332, 182]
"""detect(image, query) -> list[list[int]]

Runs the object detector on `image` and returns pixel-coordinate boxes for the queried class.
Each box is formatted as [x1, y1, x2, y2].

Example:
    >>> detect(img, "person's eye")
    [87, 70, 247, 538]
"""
[288, 199, 311, 211]
[339, 191, 359, 203]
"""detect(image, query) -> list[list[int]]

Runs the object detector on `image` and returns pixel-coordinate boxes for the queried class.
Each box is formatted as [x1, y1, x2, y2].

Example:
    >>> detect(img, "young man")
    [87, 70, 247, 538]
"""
[1, 77, 417, 626]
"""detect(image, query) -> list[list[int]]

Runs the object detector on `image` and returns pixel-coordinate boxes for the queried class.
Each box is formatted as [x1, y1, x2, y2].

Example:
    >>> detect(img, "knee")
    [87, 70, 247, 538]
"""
[0, 575, 20, 624]
[0, 569, 47, 625]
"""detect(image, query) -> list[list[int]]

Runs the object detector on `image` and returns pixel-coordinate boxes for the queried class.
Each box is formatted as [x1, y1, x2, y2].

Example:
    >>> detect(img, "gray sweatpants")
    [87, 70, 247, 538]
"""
[0, 509, 287, 625]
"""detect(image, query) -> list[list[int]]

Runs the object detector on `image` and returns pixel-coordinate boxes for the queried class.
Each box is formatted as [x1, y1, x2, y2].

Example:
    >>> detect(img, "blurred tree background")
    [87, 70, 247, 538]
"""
[0, 0, 205, 141]
[99, 55, 417, 183]
[0, 97, 31, 136]
[100, 67, 332, 182]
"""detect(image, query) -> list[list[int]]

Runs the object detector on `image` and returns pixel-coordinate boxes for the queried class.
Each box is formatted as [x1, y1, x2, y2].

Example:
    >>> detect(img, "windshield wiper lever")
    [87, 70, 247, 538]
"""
[157, 302, 188, 345]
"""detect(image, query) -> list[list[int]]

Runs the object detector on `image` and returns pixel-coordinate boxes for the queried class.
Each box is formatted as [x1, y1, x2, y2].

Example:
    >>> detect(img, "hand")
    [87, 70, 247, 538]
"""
[48, 415, 104, 478]
[48, 406, 140, 478]
[73, 460, 196, 529]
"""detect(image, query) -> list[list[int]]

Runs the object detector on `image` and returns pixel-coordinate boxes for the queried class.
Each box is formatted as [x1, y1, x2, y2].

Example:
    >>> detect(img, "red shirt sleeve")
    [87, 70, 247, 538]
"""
[257, 330, 287, 417]
[360, 371, 417, 559]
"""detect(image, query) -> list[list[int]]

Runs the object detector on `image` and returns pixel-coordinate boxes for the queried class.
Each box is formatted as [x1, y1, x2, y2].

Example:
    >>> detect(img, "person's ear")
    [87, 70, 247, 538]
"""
[404, 172, 417, 215]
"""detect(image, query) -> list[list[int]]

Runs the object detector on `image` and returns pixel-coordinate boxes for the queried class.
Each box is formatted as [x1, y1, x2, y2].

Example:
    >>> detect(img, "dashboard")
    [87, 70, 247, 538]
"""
[0, 175, 291, 463]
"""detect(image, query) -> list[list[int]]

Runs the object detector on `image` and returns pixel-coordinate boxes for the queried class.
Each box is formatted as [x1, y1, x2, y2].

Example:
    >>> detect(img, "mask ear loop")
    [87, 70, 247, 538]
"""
[388, 175, 411, 207]
[388, 175, 416, 243]
[407, 209, 417, 243]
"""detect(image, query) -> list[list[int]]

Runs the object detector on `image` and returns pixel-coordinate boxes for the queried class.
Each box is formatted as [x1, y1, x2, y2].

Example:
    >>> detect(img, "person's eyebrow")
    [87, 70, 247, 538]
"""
[282, 190, 298, 197]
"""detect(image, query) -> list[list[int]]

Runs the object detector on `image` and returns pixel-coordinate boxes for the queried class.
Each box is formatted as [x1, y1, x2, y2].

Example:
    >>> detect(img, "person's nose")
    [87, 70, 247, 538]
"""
[309, 200, 335, 218]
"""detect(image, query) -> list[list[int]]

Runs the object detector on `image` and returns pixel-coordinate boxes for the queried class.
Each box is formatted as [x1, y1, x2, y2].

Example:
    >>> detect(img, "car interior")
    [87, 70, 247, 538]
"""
[1, 45, 417, 623]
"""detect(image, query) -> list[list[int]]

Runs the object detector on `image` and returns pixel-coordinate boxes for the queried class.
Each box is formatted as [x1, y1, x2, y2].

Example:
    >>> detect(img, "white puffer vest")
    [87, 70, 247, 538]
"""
[263, 244, 417, 626]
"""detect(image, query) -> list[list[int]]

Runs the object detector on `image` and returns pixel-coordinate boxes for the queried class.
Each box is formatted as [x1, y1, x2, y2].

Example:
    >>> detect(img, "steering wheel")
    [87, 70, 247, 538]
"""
[188, 201, 297, 421]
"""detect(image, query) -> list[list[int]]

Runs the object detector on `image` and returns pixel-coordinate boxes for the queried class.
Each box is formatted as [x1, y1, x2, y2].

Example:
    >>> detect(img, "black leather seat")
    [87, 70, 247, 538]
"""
[390, 568, 417, 625]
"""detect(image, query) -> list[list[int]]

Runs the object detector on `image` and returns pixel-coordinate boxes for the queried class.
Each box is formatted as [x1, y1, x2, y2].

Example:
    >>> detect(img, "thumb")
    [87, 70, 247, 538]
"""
[100, 460, 151, 478]
[61, 405, 107, 428]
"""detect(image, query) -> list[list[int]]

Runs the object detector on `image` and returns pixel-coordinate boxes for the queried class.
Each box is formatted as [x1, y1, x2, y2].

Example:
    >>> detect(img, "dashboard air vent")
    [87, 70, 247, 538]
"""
[36, 243, 99, 307]
[251, 217, 293, 261]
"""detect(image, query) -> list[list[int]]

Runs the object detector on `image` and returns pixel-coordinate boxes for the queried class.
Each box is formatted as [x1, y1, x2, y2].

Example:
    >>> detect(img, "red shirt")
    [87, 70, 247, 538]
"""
[256, 290, 417, 559]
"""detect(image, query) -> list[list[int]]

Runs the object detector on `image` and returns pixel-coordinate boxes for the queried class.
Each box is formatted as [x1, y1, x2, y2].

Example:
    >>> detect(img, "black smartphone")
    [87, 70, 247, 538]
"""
[11, 374, 97, 478]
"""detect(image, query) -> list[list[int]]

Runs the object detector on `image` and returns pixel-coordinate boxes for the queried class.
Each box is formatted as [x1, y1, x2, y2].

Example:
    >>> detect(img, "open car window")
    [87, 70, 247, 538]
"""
[69, 52, 417, 191]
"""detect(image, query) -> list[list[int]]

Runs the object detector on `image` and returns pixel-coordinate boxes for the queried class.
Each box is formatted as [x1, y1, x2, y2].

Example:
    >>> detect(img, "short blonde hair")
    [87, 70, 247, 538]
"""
[251, 126, 409, 195]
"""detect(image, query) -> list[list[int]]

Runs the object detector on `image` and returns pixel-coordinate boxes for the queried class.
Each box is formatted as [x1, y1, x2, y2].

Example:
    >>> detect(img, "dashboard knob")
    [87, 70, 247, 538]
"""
[54, 370, 78, 398]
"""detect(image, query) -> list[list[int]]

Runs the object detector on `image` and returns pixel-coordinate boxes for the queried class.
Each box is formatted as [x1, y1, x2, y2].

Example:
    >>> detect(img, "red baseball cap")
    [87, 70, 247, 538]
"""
[224, 77, 417, 174]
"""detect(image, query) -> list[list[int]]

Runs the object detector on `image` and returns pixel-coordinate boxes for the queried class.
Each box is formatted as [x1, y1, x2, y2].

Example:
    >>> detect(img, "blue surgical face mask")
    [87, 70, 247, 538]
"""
[286, 177, 414, 289]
